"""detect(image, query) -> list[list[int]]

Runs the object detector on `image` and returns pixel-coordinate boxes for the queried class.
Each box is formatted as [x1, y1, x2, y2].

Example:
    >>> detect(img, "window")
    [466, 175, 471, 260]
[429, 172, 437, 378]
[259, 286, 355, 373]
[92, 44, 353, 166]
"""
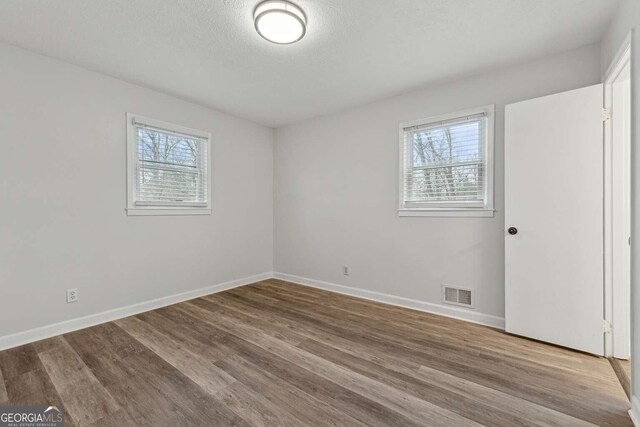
[126, 114, 211, 215]
[399, 105, 494, 217]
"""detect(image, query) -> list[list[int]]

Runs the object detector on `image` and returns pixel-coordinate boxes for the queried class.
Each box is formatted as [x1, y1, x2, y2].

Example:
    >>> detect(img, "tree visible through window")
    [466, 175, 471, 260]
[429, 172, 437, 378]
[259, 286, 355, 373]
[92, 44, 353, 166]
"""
[136, 127, 206, 204]
[127, 114, 210, 215]
[400, 107, 493, 214]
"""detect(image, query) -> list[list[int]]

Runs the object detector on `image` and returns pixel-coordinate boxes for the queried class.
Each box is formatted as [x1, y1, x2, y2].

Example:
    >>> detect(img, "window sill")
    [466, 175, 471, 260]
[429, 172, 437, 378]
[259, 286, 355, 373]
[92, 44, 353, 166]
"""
[126, 208, 212, 216]
[398, 209, 495, 218]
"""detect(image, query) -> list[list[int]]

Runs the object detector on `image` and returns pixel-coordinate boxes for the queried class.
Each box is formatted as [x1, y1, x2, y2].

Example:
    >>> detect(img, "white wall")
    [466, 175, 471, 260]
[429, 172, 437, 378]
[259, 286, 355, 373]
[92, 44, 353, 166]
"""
[602, 1, 640, 422]
[274, 44, 602, 324]
[0, 36, 615, 363]
[0, 43, 273, 340]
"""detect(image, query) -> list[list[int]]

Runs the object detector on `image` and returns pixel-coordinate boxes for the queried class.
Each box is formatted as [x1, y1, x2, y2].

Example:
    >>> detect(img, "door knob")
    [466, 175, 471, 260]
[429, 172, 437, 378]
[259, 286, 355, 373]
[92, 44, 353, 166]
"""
[508, 227, 518, 235]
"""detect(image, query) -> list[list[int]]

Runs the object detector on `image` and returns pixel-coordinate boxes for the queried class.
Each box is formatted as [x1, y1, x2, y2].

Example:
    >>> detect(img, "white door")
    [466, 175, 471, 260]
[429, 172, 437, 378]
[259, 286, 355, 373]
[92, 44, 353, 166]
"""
[505, 84, 604, 355]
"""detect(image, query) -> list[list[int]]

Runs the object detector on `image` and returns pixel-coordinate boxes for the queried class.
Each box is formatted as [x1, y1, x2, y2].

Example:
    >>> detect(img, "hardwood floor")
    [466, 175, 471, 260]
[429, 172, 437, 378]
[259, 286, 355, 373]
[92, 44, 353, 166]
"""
[0, 279, 631, 426]
[610, 357, 632, 399]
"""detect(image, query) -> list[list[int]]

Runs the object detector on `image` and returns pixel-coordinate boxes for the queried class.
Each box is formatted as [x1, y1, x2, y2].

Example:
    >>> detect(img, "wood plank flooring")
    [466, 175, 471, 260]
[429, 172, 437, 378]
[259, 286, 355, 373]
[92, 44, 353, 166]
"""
[0, 279, 631, 426]
[610, 357, 632, 399]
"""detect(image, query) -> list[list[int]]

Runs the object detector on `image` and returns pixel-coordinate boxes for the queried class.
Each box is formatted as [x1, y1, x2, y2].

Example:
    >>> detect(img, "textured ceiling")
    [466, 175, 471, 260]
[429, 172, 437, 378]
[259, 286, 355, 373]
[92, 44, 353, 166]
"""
[0, 0, 619, 127]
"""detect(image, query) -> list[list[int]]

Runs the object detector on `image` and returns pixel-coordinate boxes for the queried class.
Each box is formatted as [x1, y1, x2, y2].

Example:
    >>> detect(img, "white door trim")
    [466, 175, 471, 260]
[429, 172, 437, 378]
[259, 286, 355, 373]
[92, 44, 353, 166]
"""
[603, 32, 632, 358]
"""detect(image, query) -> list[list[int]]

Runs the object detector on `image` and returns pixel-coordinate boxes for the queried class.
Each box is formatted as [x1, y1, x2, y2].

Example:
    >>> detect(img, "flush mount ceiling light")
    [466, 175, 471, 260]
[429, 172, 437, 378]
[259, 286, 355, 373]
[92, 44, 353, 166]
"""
[254, 0, 307, 44]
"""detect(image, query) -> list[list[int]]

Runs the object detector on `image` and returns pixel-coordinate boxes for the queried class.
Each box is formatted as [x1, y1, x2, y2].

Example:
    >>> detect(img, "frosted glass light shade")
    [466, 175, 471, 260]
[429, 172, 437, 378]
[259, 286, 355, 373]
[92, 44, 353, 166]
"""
[254, 1, 306, 44]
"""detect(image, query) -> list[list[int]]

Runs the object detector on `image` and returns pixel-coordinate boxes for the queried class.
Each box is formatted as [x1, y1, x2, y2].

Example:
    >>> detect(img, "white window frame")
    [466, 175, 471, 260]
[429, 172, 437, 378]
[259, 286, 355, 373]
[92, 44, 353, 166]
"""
[126, 113, 212, 216]
[398, 105, 495, 217]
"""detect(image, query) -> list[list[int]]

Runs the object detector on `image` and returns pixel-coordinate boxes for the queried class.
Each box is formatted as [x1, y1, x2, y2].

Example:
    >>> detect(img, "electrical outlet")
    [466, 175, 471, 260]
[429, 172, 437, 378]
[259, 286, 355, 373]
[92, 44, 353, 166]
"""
[343, 266, 349, 276]
[67, 288, 78, 303]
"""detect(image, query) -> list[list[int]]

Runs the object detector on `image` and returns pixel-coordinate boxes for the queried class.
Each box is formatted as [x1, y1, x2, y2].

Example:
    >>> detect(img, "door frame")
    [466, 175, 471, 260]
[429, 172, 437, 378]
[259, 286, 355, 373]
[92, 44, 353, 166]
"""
[603, 32, 632, 359]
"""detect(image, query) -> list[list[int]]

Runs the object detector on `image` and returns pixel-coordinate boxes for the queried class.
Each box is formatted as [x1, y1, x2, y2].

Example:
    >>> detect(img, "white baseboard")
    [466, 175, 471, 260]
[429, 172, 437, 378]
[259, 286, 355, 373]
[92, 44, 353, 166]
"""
[0, 272, 273, 352]
[0, 271, 506, 351]
[630, 396, 640, 426]
[272, 272, 505, 329]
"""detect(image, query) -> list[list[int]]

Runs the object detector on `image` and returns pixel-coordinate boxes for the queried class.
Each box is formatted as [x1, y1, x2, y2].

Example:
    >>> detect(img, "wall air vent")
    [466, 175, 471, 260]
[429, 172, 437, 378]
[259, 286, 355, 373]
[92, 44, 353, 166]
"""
[442, 285, 475, 308]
